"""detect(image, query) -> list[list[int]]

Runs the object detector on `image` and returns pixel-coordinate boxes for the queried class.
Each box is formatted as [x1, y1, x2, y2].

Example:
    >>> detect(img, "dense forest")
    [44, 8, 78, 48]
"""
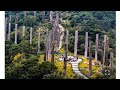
[5, 11, 116, 79]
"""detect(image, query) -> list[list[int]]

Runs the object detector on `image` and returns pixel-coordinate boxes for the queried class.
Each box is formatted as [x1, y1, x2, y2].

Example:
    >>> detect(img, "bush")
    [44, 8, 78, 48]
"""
[73, 74, 84, 79]
[43, 72, 65, 79]
[6, 59, 58, 79]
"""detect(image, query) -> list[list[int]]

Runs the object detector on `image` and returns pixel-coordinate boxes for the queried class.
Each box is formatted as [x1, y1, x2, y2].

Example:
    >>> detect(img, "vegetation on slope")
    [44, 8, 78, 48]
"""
[5, 11, 116, 79]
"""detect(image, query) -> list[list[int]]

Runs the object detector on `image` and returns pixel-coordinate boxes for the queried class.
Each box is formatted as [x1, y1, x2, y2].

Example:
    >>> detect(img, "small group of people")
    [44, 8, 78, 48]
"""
[59, 55, 78, 62]
[67, 56, 78, 62]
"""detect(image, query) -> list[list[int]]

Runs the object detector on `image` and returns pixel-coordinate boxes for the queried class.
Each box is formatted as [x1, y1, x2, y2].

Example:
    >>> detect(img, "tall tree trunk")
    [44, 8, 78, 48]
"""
[85, 32, 88, 58]
[89, 41, 92, 76]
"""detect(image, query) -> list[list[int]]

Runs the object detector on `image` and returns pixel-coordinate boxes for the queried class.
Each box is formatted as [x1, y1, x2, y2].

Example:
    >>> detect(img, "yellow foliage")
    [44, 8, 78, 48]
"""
[38, 53, 75, 79]
[13, 53, 24, 62]
[59, 48, 64, 54]
[79, 56, 102, 78]
[38, 48, 103, 79]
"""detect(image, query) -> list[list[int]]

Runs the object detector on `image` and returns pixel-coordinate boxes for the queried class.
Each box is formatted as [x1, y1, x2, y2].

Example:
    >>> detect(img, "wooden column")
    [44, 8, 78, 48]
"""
[42, 11, 45, 20]
[22, 26, 25, 37]
[50, 11, 53, 22]
[84, 32, 88, 58]
[74, 31, 78, 57]
[45, 29, 49, 61]
[95, 34, 99, 62]
[110, 52, 113, 69]
[64, 30, 69, 76]
[89, 41, 92, 76]
[37, 28, 40, 54]
[30, 27, 33, 44]
[56, 11, 59, 25]
[48, 31, 52, 58]
[103, 35, 107, 67]
[34, 11, 36, 16]
[5, 17, 7, 40]
[15, 24, 18, 44]
[101, 41, 104, 71]
[66, 30, 69, 53]
[23, 11, 26, 37]
[51, 28, 55, 65]
[8, 15, 11, 41]
[15, 13, 18, 44]
[51, 41, 55, 64]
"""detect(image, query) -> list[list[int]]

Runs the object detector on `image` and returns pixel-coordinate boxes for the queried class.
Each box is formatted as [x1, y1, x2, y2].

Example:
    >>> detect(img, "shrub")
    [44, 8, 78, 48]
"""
[6, 59, 58, 79]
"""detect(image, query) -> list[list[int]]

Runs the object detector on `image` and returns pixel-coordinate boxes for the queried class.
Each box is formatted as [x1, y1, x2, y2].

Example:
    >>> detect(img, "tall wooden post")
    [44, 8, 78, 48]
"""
[15, 13, 18, 44]
[106, 36, 109, 67]
[34, 11, 36, 16]
[89, 41, 92, 76]
[42, 11, 45, 20]
[30, 27, 33, 44]
[50, 11, 53, 22]
[51, 27, 55, 65]
[22, 26, 25, 37]
[37, 28, 40, 54]
[74, 31, 78, 57]
[110, 52, 113, 69]
[101, 41, 104, 71]
[45, 29, 49, 61]
[95, 34, 99, 62]
[84, 32, 88, 58]
[8, 15, 11, 41]
[64, 30, 69, 76]
[103, 35, 107, 67]
[48, 31, 52, 58]
[23, 11, 26, 37]
[66, 30, 69, 54]
[56, 11, 59, 25]
[5, 17, 7, 40]
[15, 24, 18, 44]
[51, 42, 55, 64]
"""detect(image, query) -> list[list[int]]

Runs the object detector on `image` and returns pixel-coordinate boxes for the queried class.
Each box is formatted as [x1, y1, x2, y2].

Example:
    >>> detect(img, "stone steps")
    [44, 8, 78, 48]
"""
[57, 55, 88, 79]
[70, 59, 88, 79]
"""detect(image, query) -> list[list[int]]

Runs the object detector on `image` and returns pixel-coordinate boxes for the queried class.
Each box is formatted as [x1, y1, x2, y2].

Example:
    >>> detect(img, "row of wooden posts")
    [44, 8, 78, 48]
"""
[64, 30, 114, 76]
[5, 11, 114, 76]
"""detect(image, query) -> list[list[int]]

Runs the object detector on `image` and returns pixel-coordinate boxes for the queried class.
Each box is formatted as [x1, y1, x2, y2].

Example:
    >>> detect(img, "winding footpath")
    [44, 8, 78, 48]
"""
[58, 57, 88, 79]
[70, 59, 88, 79]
